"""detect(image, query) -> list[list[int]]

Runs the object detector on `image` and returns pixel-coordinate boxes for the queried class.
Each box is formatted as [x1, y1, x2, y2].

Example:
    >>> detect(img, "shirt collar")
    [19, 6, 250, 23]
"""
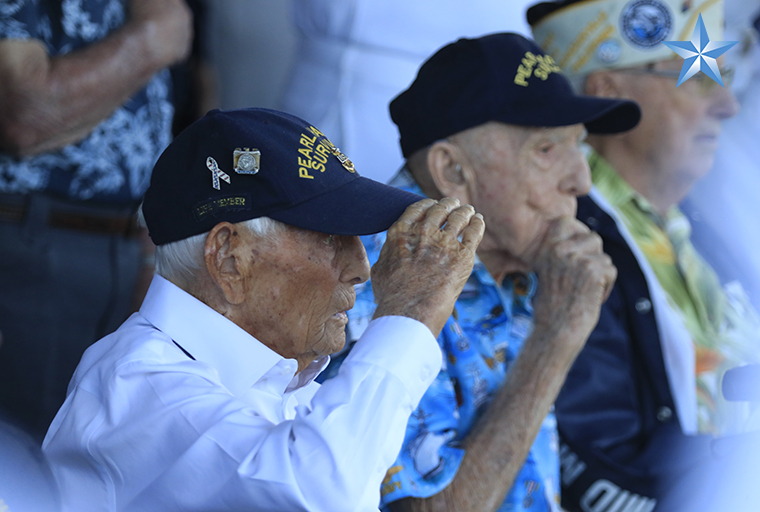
[589, 151, 638, 209]
[139, 276, 325, 398]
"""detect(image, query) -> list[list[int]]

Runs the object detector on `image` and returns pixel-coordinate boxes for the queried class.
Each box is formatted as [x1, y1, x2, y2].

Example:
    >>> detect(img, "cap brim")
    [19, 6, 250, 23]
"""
[267, 176, 424, 236]
[575, 96, 642, 134]
[504, 94, 641, 134]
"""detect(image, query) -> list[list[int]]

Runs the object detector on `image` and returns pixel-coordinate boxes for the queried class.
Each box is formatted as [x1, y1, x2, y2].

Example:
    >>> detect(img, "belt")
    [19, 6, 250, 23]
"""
[0, 195, 141, 237]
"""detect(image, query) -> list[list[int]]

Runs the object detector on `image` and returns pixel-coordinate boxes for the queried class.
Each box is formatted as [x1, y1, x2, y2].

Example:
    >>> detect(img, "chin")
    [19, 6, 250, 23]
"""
[328, 333, 347, 355]
[317, 328, 347, 357]
[686, 160, 715, 183]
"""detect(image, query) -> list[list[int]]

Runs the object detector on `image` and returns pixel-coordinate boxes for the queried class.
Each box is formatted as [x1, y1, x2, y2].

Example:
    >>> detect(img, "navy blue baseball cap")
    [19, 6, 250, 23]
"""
[390, 32, 641, 158]
[143, 108, 423, 245]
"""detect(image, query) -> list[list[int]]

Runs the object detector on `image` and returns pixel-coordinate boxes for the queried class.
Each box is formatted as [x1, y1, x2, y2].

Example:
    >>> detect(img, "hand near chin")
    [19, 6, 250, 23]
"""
[371, 197, 485, 337]
[531, 216, 617, 355]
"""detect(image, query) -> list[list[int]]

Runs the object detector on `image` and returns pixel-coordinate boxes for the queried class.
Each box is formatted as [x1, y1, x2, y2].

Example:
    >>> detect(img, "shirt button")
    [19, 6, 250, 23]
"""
[657, 406, 673, 422]
[585, 216, 599, 229]
[635, 298, 652, 314]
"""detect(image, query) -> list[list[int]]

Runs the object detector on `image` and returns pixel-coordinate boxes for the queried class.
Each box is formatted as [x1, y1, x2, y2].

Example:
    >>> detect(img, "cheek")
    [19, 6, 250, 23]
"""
[526, 179, 571, 218]
[302, 274, 346, 336]
[648, 96, 702, 142]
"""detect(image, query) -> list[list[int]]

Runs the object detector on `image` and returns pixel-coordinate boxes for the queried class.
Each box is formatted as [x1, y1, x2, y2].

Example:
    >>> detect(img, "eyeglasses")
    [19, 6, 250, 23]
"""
[618, 63, 735, 95]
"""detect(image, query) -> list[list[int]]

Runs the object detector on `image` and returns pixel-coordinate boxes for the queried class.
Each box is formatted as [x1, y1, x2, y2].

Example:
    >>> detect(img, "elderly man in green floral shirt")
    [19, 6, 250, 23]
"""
[529, 0, 760, 510]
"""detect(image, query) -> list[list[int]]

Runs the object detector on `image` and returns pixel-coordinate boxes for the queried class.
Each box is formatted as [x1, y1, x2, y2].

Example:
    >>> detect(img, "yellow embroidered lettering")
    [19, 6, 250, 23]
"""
[299, 167, 314, 179]
[534, 55, 559, 80]
[313, 162, 325, 172]
[309, 126, 326, 138]
[514, 51, 541, 87]
[312, 151, 328, 164]
[297, 156, 312, 168]
[298, 148, 313, 159]
[514, 65, 530, 86]
[321, 137, 337, 151]
[299, 134, 316, 147]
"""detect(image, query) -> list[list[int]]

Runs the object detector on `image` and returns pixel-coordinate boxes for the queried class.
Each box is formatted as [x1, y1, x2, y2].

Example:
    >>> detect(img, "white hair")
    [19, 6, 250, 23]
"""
[137, 205, 284, 289]
[157, 217, 283, 288]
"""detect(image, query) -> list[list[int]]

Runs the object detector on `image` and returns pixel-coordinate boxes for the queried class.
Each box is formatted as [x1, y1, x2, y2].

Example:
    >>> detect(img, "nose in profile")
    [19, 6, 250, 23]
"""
[709, 82, 740, 120]
[561, 153, 592, 197]
[339, 235, 371, 285]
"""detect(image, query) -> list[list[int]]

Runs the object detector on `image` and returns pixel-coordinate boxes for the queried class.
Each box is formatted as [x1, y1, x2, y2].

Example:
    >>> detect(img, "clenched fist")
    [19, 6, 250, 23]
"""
[372, 197, 485, 337]
[532, 217, 617, 355]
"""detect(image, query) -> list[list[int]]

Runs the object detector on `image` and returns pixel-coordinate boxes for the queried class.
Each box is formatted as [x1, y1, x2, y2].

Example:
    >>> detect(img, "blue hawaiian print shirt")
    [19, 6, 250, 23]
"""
[320, 169, 562, 511]
[0, 0, 173, 204]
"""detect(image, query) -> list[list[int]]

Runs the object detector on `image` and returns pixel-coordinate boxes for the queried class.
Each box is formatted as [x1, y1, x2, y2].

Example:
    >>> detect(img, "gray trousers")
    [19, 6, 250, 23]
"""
[0, 194, 141, 441]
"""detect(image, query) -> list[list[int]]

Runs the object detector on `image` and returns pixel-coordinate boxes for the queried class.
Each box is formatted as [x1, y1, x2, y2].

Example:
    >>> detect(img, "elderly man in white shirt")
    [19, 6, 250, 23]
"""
[42, 108, 485, 512]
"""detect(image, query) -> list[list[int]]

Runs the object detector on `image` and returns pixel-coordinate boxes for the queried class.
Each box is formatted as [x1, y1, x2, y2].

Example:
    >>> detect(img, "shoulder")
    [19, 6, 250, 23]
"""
[70, 313, 203, 396]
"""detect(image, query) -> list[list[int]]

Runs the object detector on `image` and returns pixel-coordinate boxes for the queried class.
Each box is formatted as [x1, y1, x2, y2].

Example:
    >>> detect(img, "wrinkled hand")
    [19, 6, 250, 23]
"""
[372, 198, 485, 337]
[532, 217, 617, 353]
[130, 0, 193, 66]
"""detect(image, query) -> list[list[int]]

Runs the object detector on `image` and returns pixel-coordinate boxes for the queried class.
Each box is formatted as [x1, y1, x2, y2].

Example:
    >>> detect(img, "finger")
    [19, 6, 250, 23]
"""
[553, 231, 604, 259]
[442, 204, 476, 238]
[389, 198, 437, 232]
[600, 259, 617, 302]
[461, 213, 486, 251]
[419, 197, 460, 236]
[544, 216, 590, 244]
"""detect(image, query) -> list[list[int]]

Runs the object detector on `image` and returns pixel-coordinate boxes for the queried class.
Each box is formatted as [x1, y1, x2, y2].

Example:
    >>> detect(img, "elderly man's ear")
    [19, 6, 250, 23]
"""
[204, 222, 249, 305]
[426, 141, 473, 205]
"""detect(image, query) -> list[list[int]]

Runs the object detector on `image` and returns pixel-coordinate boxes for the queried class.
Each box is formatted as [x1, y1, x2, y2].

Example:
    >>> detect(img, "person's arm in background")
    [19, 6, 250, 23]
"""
[391, 217, 618, 512]
[0, 0, 192, 158]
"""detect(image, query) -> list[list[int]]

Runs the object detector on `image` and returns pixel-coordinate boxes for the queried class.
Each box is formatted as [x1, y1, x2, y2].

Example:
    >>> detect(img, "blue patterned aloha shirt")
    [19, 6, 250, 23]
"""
[321, 169, 562, 511]
[0, 0, 173, 203]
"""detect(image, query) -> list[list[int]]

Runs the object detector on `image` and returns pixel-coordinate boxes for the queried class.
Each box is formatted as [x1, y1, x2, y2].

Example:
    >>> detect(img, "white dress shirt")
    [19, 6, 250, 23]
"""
[43, 276, 440, 512]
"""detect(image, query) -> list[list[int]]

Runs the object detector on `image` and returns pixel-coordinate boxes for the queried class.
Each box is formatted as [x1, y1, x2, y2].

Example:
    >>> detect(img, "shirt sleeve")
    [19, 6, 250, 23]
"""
[46, 316, 440, 512]
[379, 316, 467, 506]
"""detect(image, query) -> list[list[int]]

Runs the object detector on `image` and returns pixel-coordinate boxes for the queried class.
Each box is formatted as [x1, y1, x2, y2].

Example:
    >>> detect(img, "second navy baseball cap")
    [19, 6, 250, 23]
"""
[390, 32, 641, 158]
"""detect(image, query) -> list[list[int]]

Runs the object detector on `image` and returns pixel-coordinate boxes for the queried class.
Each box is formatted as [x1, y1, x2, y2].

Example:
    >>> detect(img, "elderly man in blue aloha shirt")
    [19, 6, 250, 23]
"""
[319, 33, 640, 512]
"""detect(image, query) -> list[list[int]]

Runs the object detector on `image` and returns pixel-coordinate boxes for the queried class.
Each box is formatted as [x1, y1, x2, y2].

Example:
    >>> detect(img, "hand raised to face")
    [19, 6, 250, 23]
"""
[531, 216, 617, 355]
[372, 197, 485, 337]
